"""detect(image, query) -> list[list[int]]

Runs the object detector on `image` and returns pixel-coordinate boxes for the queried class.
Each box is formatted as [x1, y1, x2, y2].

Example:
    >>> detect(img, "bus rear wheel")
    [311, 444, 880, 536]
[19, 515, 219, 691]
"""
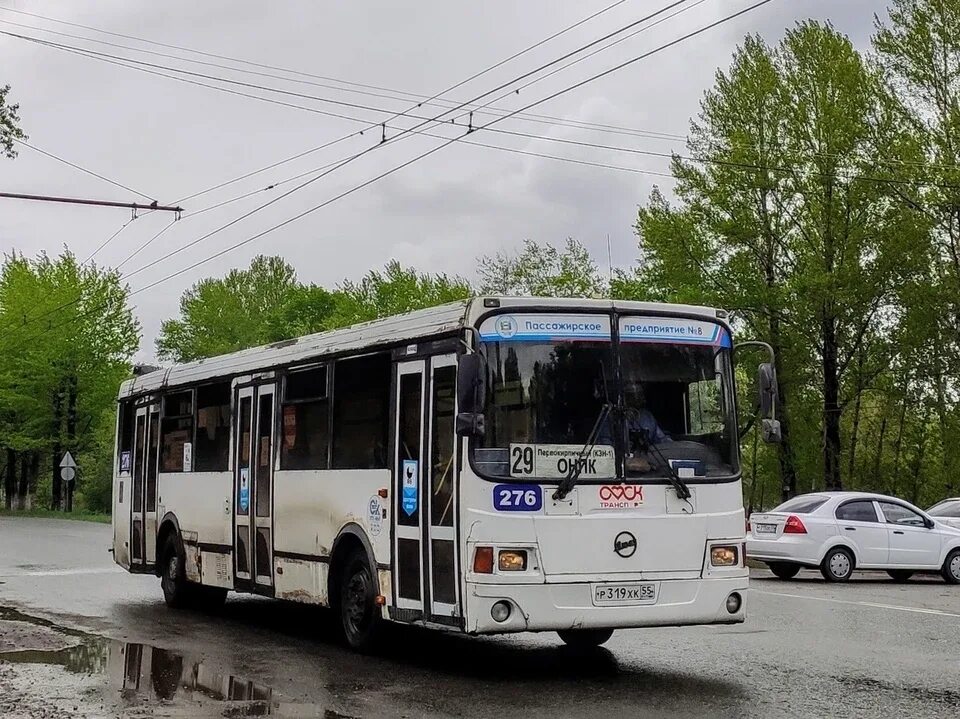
[160, 534, 193, 609]
[557, 628, 614, 649]
[339, 549, 382, 652]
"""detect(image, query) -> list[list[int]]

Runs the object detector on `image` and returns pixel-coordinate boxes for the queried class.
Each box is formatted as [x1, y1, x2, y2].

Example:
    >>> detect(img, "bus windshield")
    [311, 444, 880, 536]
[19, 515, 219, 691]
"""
[473, 313, 738, 481]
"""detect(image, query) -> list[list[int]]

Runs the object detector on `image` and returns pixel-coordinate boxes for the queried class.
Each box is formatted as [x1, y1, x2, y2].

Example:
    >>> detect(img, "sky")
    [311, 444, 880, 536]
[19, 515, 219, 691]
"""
[0, 0, 889, 362]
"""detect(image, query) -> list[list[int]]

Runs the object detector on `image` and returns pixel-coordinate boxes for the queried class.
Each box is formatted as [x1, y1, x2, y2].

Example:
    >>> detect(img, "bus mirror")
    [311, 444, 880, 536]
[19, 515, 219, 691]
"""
[758, 362, 777, 419]
[761, 418, 782, 444]
[457, 354, 485, 414]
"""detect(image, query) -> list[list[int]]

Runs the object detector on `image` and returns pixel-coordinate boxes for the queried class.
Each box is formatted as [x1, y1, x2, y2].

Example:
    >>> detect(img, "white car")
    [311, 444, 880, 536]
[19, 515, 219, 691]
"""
[928, 498, 960, 530]
[747, 491, 960, 583]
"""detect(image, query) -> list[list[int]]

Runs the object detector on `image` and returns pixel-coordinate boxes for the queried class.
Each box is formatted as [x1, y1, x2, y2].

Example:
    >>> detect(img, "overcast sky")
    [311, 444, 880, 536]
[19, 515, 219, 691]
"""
[0, 0, 887, 362]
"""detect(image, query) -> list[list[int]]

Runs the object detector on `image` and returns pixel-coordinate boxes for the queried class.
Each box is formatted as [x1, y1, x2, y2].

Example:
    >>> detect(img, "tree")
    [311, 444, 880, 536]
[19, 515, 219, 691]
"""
[0, 84, 26, 159]
[478, 239, 605, 297]
[329, 260, 471, 326]
[629, 23, 927, 497]
[0, 251, 139, 510]
[156, 256, 337, 363]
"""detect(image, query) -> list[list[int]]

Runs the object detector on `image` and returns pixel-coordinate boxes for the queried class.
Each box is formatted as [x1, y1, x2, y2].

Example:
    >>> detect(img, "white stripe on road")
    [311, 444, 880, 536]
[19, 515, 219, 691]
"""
[755, 589, 960, 618]
[0, 568, 123, 578]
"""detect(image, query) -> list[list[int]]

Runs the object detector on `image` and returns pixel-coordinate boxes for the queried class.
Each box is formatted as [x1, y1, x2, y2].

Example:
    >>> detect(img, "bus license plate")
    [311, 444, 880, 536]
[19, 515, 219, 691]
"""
[592, 582, 658, 606]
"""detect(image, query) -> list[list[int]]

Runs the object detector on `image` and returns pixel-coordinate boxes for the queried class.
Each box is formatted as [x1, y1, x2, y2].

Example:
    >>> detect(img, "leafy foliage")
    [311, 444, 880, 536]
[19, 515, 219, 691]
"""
[0, 84, 26, 159]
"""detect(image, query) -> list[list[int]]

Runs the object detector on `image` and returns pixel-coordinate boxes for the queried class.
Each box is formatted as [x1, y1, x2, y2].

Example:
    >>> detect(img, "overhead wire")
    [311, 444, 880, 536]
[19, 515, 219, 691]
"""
[12, 137, 156, 201]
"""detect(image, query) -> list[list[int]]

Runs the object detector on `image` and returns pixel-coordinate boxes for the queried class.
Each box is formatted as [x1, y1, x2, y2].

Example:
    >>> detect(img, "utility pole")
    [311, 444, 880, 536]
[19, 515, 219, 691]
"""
[0, 191, 183, 214]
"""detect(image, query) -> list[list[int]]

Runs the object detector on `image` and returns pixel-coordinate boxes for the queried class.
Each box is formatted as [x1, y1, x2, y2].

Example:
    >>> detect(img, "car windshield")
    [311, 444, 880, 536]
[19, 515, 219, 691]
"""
[472, 313, 738, 481]
[928, 500, 960, 518]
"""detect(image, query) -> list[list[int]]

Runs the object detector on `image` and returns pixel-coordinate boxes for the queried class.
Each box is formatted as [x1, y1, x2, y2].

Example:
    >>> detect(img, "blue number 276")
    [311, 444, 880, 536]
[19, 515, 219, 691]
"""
[493, 484, 543, 512]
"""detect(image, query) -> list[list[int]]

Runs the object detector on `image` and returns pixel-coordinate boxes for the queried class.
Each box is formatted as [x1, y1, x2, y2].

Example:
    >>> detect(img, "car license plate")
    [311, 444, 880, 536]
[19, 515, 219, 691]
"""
[755, 523, 777, 534]
[592, 582, 658, 606]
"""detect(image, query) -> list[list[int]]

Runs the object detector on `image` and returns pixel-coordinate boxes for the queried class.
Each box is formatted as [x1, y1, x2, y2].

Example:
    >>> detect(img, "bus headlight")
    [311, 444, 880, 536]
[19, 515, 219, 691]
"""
[711, 546, 739, 567]
[498, 550, 528, 571]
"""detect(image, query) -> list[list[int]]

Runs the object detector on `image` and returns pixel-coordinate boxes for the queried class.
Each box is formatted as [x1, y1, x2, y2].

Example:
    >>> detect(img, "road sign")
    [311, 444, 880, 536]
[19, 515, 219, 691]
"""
[60, 451, 77, 483]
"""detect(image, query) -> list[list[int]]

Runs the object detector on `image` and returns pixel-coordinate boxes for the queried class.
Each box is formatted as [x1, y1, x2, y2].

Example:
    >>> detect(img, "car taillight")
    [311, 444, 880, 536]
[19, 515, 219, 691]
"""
[784, 515, 807, 534]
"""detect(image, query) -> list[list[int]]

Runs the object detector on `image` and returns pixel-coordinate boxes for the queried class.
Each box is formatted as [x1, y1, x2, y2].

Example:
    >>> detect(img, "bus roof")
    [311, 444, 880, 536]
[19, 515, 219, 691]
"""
[119, 297, 723, 398]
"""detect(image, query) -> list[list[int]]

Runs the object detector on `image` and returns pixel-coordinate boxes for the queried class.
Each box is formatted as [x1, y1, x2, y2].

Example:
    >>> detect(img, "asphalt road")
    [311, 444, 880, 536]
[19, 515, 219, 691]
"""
[1, 517, 958, 718]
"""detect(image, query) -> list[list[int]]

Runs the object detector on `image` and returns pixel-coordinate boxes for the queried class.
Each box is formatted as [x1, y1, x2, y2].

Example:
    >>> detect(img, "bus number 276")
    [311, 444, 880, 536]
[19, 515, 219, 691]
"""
[493, 484, 543, 512]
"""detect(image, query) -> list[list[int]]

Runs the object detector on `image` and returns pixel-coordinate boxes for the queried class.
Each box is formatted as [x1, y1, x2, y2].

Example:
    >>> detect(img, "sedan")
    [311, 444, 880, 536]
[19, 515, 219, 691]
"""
[928, 498, 960, 530]
[747, 491, 960, 583]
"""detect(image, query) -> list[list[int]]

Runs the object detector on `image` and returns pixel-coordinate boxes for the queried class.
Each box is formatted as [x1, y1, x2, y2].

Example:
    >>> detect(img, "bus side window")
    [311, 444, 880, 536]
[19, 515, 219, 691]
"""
[332, 353, 391, 469]
[195, 382, 231, 472]
[280, 365, 330, 470]
[160, 390, 194, 473]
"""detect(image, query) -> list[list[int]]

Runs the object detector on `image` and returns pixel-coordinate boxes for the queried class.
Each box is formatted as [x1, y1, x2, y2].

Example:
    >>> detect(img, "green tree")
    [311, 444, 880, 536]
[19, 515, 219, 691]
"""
[0, 251, 139, 511]
[478, 239, 605, 297]
[329, 260, 471, 326]
[0, 84, 26, 159]
[156, 255, 337, 363]
[629, 23, 927, 498]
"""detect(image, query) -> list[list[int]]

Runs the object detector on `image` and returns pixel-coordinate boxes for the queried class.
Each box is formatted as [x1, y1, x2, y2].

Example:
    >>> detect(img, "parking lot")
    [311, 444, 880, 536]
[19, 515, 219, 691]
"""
[0, 518, 958, 718]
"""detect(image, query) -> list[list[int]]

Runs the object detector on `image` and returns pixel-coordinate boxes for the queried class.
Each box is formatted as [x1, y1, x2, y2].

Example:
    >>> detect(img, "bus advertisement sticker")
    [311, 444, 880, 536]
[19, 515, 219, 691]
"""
[402, 460, 418, 516]
[239, 468, 250, 513]
[368, 496, 383, 535]
[493, 484, 543, 512]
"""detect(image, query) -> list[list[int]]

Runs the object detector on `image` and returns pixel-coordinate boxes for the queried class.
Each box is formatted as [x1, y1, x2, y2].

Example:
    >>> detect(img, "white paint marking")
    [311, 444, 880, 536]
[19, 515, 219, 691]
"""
[0, 568, 123, 578]
[756, 589, 960, 618]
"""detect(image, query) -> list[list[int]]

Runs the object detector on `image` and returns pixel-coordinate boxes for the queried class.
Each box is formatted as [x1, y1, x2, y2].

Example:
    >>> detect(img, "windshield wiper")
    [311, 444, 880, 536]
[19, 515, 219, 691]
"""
[637, 430, 692, 501]
[552, 402, 613, 501]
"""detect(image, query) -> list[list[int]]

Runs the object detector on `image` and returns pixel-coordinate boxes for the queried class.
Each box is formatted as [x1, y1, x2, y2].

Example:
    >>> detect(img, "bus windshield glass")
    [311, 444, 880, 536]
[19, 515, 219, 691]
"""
[473, 313, 738, 481]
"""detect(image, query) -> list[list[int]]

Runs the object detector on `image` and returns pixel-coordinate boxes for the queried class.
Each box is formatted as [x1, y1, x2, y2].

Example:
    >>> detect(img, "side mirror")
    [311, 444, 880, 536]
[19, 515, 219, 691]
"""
[761, 418, 782, 444]
[456, 353, 486, 437]
[758, 362, 778, 419]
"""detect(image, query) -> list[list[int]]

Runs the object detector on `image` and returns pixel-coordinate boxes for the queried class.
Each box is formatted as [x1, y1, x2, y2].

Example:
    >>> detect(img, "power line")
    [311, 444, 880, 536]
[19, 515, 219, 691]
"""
[12, 138, 156, 201]
[81, 214, 140, 264]
[125, 0, 780, 297]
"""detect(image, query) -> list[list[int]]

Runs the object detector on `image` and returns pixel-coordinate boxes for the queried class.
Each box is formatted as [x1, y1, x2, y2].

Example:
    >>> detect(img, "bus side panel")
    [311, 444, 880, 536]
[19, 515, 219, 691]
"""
[157, 471, 233, 583]
[273, 469, 391, 604]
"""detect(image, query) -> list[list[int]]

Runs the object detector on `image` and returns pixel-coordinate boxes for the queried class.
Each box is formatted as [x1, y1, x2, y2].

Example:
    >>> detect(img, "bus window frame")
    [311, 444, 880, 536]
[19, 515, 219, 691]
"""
[159, 388, 196, 474]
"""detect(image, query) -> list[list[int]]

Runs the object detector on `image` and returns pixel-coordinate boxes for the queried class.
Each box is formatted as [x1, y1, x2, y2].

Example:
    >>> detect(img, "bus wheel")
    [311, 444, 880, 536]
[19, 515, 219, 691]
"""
[557, 628, 614, 649]
[339, 549, 382, 652]
[160, 534, 192, 609]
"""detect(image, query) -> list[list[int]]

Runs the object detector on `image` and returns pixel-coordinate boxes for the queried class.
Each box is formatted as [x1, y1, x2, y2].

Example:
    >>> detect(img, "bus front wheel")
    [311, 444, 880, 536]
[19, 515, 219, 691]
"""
[557, 628, 614, 649]
[160, 534, 192, 609]
[339, 549, 383, 652]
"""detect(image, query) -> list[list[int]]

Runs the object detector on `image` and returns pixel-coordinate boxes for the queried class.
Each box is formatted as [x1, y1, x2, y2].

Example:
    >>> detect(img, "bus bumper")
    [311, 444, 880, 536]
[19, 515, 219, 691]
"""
[463, 576, 748, 634]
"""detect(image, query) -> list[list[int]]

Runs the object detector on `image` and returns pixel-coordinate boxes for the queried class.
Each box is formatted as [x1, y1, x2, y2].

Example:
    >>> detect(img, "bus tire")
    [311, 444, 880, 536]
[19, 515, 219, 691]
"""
[160, 533, 193, 609]
[339, 548, 382, 652]
[557, 628, 614, 649]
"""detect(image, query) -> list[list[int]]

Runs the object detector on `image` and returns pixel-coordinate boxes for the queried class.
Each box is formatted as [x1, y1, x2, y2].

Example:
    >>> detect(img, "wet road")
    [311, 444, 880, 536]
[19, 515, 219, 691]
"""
[1, 517, 958, 718]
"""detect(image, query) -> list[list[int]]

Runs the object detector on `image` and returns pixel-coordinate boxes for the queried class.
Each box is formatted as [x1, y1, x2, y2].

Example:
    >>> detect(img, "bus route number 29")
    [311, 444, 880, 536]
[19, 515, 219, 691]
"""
[493, 484, 543, 512]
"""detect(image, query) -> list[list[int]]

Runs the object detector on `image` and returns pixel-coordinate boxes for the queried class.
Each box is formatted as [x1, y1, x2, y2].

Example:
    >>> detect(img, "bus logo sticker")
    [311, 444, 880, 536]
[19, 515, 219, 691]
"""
[495, 316, 518, 338]
[493, 484, 543, 512]
[402, 460, 418, 516]
[368, 496, 384, 536]
[239, 468, 250, 513]
[599, 485, 643, 509]
[614, 531, 637, 558]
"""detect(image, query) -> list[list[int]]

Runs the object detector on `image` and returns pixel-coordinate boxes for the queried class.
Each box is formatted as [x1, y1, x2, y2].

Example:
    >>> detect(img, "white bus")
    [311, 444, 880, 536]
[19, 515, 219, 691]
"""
[112, 297, 779, 650]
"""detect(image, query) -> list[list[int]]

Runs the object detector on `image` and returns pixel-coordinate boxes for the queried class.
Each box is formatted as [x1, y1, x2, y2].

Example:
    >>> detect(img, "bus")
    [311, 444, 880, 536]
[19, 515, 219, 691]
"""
[112, 297, 780, 651]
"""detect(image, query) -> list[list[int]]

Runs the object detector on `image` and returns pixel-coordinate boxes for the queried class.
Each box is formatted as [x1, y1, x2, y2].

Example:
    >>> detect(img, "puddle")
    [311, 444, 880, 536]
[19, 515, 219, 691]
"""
[0, 606, 336, 717]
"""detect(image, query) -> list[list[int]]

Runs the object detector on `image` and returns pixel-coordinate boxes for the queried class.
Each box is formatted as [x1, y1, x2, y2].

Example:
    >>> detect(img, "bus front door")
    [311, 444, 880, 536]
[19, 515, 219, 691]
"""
[233, 383, 276, 593]
[394, 355, 460, 624]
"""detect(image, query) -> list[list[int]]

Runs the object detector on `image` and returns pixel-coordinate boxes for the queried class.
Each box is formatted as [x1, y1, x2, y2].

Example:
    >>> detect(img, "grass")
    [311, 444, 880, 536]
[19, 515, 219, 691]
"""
[0, 507, 111, 524]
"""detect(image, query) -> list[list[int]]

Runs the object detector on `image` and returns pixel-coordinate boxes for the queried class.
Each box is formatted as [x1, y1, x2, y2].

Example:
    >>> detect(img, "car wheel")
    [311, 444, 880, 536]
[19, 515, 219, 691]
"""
[768, 562, 801, 580]
[557, 628, 615, 649]
[942, 549, 960, 585]
[339, 549, 383, 652]
[887, 570, 914, 583]
[160, 534, 193, 608]
[820, 547, 854, 582]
